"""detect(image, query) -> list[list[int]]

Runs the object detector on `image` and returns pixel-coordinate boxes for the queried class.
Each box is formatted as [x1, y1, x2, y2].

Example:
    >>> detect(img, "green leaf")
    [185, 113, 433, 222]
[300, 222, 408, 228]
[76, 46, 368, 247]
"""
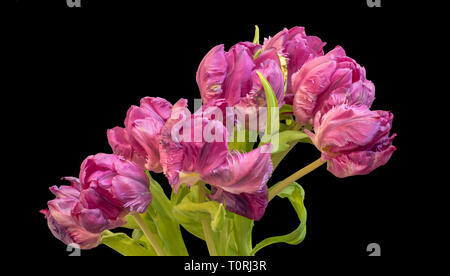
[232, 214, 254, 256]
[141, 172, 189, 256]
[101, 231, 156, 256]
[253, 25, 260, 44]
[171, 183, 190, 205]
[173, 195, 225, 233]
[271, 130, 311, 154]
[256, 71, 279, 143]
[251, 182, 307, 255]
[121, 214, 139, 229]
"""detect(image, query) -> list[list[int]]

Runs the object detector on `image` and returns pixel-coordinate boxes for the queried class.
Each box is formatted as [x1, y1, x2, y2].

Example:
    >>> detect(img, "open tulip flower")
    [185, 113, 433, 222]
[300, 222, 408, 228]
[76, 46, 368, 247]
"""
[41, 26, 396, 256]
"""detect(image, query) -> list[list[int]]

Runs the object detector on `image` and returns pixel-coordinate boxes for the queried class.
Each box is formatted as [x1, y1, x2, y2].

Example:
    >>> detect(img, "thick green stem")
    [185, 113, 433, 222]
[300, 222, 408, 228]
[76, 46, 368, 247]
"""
[196, 183, 218, 256]
[268, 158, 325, 201]
[131, 213, 166, 256]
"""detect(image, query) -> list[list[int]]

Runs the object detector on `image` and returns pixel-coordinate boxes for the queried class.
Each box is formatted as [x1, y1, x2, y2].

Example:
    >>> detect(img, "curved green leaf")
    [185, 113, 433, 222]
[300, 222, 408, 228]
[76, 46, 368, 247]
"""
[251, 182, 307, 255]
[271, 130, 311, 154]
[232, 214, 254, 256]
[139, 172, 189, 256]
[173, 195, 225, 233]
[256, 71, 279, 143]
[101, 231, 156, 256]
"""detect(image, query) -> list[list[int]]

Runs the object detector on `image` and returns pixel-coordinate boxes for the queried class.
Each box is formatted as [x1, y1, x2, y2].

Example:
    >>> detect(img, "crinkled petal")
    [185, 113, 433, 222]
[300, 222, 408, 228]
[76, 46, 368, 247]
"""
[107, 127, 147, 169]
[111, 175, 151, 213]
[42, 198, 101, 249]
[203, 144, 273, 194]
[326, 140, 396, 178]
[208, 185, 268, 221]
[196, 45, 228, 104]
[224, 43, 255, 104]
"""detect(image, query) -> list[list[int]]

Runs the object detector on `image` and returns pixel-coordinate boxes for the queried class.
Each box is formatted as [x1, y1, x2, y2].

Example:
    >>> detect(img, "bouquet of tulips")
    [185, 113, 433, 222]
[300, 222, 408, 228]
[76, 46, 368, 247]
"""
[40, 26, 396, 256]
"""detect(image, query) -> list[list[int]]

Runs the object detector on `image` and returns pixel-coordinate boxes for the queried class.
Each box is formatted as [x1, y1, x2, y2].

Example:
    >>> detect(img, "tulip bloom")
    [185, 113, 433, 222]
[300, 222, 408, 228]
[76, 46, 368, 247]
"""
[196, 42, 285, 114]
[159, 99, 273, 220]
[262, 26, 326, 104]
[108, 97, 172, 173]
[40, 178, 101, 249]
[305, 104, 396, 178]
[72, 153, 152, 233]
[292, 46, 375, 126]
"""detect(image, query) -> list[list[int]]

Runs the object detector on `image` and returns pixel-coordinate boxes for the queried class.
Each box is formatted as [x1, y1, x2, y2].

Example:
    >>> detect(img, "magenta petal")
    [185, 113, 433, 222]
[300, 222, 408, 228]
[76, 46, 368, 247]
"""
[208, 185, 268, 221]
[159, 99, 190, 190]
[196, 45, 228, 104]
[43, 198, 101, 249]
[160, 101, 229, 191]
[49, 184, 80, 199]
[224, 43, 256, 104]
[129, 118, 165, 172]
[107, 127, 146, 169]
[111, 175, 151, 213]
[292, 57, 337, 125]
[326, 142, 396, 178]
[203, 144, 273, 194]
[252, 52, 285, 106]
[313, 105, 385, 152]
[140, 97, 173, 121]
[79, 188, 123, 220]
[262, 28, 289, 52]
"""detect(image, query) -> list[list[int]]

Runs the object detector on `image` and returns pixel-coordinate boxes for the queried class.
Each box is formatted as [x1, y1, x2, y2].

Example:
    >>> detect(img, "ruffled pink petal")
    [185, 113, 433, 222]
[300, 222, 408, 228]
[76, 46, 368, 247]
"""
[202, 144, 273, 194]
[43, 198, 101, 249]
[111, 175, 151, 213]
[208, 185, 268, 221]
[224, 43, 255, 104]
[314, 105, 385, 153]
[196, 45, 228, 104]
[140, 97, 173, 121]
[326, 140, 396, 178]
[160, 99, 229, 192]
[107, 127, 147, 169]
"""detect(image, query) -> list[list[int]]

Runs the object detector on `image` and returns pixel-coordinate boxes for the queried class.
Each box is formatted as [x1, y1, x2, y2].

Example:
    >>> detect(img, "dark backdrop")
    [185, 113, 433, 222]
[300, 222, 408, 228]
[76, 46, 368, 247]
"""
[10, 0, 418, 266]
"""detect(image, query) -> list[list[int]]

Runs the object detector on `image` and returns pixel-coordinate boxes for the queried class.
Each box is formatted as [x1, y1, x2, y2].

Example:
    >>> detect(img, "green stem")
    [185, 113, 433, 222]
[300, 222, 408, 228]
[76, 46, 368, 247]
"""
[131, 213, 166, 256]
[268, 158, 325, 201]
[271, 122, 302, 170]
[196, 183, 218, 256]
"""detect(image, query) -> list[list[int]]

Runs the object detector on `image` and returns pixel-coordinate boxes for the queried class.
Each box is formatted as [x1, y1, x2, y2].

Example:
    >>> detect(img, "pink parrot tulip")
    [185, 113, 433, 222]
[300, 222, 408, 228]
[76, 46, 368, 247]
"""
[292, 46, 375, 126]
[108, 97, 172, 173]
[305, 104, 396, 178]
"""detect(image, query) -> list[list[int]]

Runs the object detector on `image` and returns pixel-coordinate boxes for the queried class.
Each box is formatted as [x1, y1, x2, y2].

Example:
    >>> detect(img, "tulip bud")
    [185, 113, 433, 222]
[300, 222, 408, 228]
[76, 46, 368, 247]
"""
[292, 46, 375, 126]
[108, 97, 172, 173]
[306, 104, 396, 178]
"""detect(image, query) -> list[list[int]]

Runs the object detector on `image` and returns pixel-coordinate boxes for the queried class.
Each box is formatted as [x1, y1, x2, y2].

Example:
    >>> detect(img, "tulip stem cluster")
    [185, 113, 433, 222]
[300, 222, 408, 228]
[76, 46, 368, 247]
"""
[195, 182, 218, 256]
[132, 213, 166, 256]
[268, 158, 325, 201]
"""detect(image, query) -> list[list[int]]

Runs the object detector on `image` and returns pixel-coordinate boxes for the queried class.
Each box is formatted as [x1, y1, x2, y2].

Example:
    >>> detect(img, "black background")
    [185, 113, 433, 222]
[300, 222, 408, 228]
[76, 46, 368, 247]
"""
[9, 0, 422, 267]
